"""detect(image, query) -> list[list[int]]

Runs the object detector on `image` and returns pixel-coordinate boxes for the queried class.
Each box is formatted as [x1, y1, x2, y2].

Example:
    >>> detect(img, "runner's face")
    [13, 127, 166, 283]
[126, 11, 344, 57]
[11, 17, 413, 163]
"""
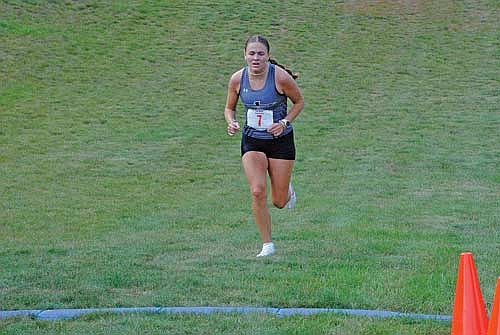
[244, 42, 269, 74]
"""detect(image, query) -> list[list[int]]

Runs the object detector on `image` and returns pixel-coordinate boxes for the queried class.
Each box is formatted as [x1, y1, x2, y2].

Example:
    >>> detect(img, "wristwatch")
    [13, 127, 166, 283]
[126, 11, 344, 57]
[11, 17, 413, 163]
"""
[280, 119, 291, 128]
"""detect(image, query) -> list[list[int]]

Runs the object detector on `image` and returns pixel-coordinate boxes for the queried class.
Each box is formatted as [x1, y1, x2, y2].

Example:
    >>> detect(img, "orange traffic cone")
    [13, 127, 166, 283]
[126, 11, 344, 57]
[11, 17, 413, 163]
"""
[451, 252, 488, 335]
[487, 277, 500, 335]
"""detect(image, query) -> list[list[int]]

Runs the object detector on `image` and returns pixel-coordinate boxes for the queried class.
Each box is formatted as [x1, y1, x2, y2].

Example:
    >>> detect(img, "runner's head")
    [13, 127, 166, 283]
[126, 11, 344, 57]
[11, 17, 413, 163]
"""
[244, 35, 299, 80]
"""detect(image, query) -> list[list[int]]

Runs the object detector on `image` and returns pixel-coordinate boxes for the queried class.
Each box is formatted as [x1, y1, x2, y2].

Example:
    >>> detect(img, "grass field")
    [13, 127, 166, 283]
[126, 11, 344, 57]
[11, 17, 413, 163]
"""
[1, 0, 499, 334]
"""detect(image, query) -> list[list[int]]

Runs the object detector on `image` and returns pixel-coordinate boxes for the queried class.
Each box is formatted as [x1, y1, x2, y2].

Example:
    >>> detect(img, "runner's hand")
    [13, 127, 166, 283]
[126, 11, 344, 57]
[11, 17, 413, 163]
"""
[267, 122, 285, 137]
[227, 120, 240, 136]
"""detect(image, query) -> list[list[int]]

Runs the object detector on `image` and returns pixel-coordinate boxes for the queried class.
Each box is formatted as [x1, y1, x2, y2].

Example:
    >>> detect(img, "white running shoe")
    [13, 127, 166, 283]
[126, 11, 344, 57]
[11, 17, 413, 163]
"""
[284, 183, 296, 209]
[256, 242, 275, 257]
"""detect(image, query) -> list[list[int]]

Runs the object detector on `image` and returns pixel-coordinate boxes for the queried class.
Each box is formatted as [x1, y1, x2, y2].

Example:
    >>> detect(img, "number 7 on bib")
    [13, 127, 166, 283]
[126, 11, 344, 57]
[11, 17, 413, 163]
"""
[247, 109, 273, 130]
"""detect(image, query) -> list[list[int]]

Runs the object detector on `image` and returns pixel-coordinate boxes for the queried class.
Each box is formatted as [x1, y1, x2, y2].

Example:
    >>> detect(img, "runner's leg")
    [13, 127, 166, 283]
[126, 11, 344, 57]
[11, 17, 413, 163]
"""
[268, 158, 294, 209]
[242, 151, 272, 243]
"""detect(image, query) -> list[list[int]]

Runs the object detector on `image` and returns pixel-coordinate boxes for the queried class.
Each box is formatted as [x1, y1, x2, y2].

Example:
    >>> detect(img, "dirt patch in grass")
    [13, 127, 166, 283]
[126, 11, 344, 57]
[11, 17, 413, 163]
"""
[338, 0, 428, 17]
[338, 0, 497, 30]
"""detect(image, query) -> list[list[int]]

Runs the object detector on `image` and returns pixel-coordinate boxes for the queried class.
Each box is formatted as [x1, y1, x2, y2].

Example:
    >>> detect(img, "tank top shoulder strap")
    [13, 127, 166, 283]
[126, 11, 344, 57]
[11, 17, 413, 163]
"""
[266, 63, 276, 87]
[239, 67, 249, 94]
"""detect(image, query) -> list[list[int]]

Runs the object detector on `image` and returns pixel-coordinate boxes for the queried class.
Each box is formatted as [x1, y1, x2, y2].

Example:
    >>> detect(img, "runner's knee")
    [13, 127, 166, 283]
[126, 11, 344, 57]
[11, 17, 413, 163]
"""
[250, 185, 267, 202]
[272, 194, 288, 209]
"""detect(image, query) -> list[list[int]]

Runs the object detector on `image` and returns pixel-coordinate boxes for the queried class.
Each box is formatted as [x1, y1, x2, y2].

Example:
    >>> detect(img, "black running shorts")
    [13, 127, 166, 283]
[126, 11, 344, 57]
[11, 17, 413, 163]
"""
[241, 131, 295, 160]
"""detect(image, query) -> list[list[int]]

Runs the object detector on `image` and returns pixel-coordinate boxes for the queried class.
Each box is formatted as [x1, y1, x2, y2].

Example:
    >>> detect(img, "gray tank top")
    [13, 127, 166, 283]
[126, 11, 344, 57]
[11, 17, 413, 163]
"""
[239, 64, 292, 139]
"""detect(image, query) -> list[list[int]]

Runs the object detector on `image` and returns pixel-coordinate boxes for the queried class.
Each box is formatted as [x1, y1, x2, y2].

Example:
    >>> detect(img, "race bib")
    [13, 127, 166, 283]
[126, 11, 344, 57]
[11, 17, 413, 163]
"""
[247, 109, 273, 130]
